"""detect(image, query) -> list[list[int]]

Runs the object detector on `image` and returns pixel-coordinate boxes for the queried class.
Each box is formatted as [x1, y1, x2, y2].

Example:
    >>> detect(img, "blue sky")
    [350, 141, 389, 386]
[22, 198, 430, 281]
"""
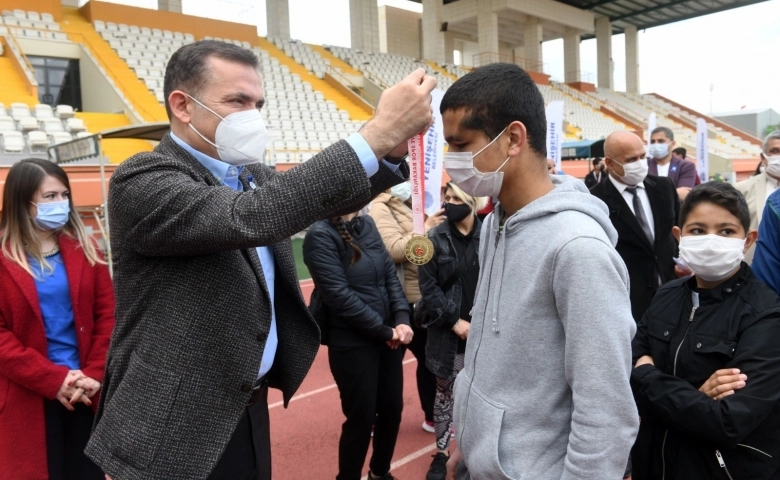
[95, 0, 780, 115]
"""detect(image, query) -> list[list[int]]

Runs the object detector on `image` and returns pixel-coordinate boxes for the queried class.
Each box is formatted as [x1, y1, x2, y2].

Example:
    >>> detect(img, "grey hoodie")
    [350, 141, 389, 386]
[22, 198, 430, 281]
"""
[453, 176, 639, 480]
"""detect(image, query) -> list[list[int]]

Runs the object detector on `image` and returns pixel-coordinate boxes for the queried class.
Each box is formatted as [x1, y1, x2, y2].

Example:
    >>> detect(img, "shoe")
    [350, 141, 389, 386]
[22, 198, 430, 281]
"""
[422, 420, 435, 433]
[367, 472, 397, 480]
[426, 452, 449, 480]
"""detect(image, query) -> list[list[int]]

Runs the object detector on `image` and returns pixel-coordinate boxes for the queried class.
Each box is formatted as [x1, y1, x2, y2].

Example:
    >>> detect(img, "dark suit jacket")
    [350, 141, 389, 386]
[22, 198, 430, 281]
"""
[584, 169, 607, 189]
[85, 134, 407, 479]
[590, 175, 680, 322]
[648, 156, 697, 189]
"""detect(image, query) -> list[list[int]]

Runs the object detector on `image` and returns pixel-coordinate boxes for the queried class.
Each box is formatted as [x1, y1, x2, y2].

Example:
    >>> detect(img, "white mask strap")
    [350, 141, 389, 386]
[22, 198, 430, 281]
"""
[188, 123, 218, 149]
[474, 125, 510, 158]
[186, 93, 226, 121]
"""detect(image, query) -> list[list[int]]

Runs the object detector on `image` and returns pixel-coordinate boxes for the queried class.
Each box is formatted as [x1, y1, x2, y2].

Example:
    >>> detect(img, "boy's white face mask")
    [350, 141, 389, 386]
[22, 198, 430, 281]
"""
[679, 234, 745, 281]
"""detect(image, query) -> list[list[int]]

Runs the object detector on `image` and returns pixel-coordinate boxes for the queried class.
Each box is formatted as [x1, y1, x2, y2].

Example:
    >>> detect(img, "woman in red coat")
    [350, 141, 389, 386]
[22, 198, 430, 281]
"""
[0, 158, 114, 480]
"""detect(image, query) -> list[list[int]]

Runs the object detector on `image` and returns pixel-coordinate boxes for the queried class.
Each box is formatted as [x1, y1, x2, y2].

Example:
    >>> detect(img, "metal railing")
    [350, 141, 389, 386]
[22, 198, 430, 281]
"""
[566, 71, 595, 84]
[471, 52, 547, 73]
[2, 31, 38, 90]
[326, 65, 376, 107]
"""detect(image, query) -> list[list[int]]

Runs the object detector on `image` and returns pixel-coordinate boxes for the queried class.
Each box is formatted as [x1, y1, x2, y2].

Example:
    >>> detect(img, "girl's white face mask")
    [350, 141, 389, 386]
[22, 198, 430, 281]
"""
[187, 94, 268, 166]
[679, 234, 745, 282]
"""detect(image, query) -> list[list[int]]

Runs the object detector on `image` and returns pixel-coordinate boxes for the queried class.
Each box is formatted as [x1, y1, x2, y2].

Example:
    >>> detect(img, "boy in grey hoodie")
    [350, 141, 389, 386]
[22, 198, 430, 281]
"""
[441, 64, 639, 480]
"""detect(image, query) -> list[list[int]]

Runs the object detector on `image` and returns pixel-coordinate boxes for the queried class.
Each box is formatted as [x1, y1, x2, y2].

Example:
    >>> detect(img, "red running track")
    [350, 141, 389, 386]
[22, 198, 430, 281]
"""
[271, 281, 446, 479]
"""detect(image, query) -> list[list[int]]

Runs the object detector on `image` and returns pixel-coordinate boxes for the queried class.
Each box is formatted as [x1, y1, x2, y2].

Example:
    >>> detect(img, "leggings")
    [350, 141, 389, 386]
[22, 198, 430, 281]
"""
[434, 353, 464, 451]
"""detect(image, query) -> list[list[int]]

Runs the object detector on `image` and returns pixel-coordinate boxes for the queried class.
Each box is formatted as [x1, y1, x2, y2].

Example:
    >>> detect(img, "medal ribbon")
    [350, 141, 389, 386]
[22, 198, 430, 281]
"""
[408, 132, 426, 235]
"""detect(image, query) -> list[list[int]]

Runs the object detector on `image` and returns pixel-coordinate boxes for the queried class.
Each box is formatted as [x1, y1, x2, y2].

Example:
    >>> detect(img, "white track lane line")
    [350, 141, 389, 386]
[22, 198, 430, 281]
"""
[268, 357, 417, 409]
[360, 443, 438, 480]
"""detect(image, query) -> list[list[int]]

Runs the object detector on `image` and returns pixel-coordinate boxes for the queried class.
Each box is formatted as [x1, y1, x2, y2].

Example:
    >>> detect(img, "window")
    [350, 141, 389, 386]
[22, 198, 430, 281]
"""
[29, 55, 82, 110]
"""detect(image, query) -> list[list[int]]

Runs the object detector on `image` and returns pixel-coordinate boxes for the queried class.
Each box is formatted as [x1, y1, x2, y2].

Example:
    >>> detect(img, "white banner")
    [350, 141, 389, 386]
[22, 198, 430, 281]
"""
[424, 88, 445, 216]
[545, 100, 564, 171]
[696, 118, 709, 183]
[648, 112, 656, 149]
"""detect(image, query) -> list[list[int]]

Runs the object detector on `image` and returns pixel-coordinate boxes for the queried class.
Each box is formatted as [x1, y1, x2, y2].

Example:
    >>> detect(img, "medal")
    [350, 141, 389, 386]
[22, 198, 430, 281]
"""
[405, 132, 434, 265]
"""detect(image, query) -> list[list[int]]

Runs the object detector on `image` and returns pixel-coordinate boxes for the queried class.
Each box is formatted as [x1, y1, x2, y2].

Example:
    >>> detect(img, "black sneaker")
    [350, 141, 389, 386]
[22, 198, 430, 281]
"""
[367, 472, 397, 480]
[426, 452, 449, 480]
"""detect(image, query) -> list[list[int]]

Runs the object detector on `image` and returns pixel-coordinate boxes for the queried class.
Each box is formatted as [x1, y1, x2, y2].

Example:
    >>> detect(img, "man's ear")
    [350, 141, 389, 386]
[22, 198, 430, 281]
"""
[506, 121, 527, 158]
[168, 91, 192, 125]
[673, 226, 682, 243]
[744, 229, 759, 252]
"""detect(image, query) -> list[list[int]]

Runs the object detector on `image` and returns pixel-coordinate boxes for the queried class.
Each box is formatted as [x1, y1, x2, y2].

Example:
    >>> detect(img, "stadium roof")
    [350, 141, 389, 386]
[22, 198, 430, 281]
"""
[411, 0, 769, 40]
[555, 0, 769, 38]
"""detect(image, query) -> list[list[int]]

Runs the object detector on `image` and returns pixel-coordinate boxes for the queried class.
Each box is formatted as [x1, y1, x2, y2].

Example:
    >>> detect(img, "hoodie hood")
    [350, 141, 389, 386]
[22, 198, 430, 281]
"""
[492, 175, 618, 248]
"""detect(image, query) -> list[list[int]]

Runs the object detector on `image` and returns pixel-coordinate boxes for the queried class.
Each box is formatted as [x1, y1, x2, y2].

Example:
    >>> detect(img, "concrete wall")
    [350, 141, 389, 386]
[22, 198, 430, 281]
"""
[378, 5, 421, 59]
[79, 46, 131, 115]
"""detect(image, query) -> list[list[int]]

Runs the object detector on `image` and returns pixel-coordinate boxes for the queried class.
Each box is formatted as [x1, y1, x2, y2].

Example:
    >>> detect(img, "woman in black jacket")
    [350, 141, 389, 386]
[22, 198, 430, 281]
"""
[631, 182, 780, 480]
[303, 212, 412, 480]
[417, 182, 483, 480]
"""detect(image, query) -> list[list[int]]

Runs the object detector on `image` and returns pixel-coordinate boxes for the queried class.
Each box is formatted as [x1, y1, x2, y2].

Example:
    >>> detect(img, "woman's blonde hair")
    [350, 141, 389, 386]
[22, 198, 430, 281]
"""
[0, 159, 105, 277]
[445, 182, 487, 214]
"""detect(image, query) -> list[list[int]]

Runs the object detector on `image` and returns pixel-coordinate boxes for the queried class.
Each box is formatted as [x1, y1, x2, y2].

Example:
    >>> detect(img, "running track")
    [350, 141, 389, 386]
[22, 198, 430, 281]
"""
[269, 281, 444, 479]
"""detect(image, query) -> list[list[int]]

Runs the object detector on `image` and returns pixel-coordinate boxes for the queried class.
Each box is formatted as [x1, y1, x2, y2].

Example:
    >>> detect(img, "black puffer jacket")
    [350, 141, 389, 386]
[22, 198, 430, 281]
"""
[631, 264, 780, 480]
[303, 216, 410, 347]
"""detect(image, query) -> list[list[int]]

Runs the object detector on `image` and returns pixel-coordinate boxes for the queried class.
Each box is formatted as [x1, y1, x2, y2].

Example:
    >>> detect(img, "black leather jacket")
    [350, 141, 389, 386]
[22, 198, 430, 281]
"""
[631, 264, 780, 480]
[418, 219, 481, 378]
[303, 216, 410, 347]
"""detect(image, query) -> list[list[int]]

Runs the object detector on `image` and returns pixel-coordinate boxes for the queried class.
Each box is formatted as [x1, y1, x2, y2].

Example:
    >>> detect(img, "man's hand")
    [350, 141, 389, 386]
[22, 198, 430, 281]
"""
[446, 445, 463, 480]
[387, 328, 401, 349]
[677, 187, 691, 201]
[699, 368, 747, 400]
[360, 69, 437, 161]
[396, 324, 414, 345]
[425, 209, 446, 232]
[634, 355, 654, 368]
[452, 320, 470, 340]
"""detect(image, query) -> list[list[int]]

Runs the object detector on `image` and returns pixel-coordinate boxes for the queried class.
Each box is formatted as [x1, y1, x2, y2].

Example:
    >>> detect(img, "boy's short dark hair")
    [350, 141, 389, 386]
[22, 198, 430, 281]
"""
[679, 181, 750, 233]
[440, 63, 547, 158]
[672, 147, 686, 159]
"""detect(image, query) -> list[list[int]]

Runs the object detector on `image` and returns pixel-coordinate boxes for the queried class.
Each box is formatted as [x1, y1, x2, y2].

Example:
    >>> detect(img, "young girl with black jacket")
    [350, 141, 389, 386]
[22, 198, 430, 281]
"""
[303, 212, 412, 480]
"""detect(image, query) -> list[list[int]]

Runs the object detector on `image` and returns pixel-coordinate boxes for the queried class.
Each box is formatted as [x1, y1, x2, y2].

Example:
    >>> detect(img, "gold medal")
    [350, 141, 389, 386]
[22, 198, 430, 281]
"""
[405, 235, 434, 265]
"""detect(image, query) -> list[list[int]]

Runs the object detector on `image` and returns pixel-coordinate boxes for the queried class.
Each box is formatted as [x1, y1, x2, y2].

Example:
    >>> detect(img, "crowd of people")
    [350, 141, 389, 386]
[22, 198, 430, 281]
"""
[1, 40, 780, 480]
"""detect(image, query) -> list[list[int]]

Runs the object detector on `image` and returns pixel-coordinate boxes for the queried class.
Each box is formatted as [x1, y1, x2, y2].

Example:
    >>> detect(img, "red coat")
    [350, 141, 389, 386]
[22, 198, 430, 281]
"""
[0, 235, 115, 480]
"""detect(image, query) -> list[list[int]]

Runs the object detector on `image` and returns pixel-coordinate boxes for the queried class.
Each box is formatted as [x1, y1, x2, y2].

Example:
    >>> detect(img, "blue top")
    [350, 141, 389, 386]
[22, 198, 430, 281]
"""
[753, 189, 780, 295]
[170, 130, 400, 378]
[29, 252, 80, 370]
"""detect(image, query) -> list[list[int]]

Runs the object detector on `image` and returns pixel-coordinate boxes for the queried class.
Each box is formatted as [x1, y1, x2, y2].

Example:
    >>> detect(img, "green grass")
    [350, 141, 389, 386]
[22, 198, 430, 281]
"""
[291, 237, 310, 280]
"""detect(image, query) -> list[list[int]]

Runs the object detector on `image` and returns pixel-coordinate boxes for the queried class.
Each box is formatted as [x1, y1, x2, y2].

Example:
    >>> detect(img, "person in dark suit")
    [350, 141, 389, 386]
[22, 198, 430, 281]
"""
[648, 126, 697, 200]
[85, 40, 436, 480]
[584, 157, 607, 189]
[591, 131, 680, 323]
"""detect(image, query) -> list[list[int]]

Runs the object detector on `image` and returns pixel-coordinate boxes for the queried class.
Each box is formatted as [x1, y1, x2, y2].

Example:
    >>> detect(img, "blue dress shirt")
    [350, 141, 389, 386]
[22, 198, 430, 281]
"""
[29, 253, 80, 370]
[171, 131, 398, 378]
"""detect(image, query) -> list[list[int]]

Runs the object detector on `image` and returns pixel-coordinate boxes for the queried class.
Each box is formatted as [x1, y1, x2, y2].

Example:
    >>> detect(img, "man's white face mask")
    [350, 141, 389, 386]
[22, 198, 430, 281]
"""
[187, 94, 268, 166]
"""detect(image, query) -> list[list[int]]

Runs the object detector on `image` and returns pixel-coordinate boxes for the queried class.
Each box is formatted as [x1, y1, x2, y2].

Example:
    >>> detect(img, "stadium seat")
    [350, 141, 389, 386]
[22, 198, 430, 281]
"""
[55, 105, 75, 119]
[34, 104, 54, 118]
[3, 131, 24, 153]
[0, 118, 16, 133]
[17, 116, 40, 132]
[27, 130, 49, 150]
[50, 131, 73, 145]
[66, 118, 86, 133]
[41, 118, 65, 132]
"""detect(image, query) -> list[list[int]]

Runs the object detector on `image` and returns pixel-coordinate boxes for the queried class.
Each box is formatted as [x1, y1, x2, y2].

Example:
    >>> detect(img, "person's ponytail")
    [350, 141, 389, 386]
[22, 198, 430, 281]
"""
[330, 217, 361, 264]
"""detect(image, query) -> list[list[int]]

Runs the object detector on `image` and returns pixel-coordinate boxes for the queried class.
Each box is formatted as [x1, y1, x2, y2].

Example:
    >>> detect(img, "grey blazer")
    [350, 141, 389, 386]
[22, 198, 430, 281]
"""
[85, 134, 407, 479]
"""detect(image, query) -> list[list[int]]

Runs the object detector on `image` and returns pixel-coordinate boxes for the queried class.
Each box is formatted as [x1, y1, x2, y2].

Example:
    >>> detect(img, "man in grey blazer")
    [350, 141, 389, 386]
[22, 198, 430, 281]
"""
[86, 40, 435, 480]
